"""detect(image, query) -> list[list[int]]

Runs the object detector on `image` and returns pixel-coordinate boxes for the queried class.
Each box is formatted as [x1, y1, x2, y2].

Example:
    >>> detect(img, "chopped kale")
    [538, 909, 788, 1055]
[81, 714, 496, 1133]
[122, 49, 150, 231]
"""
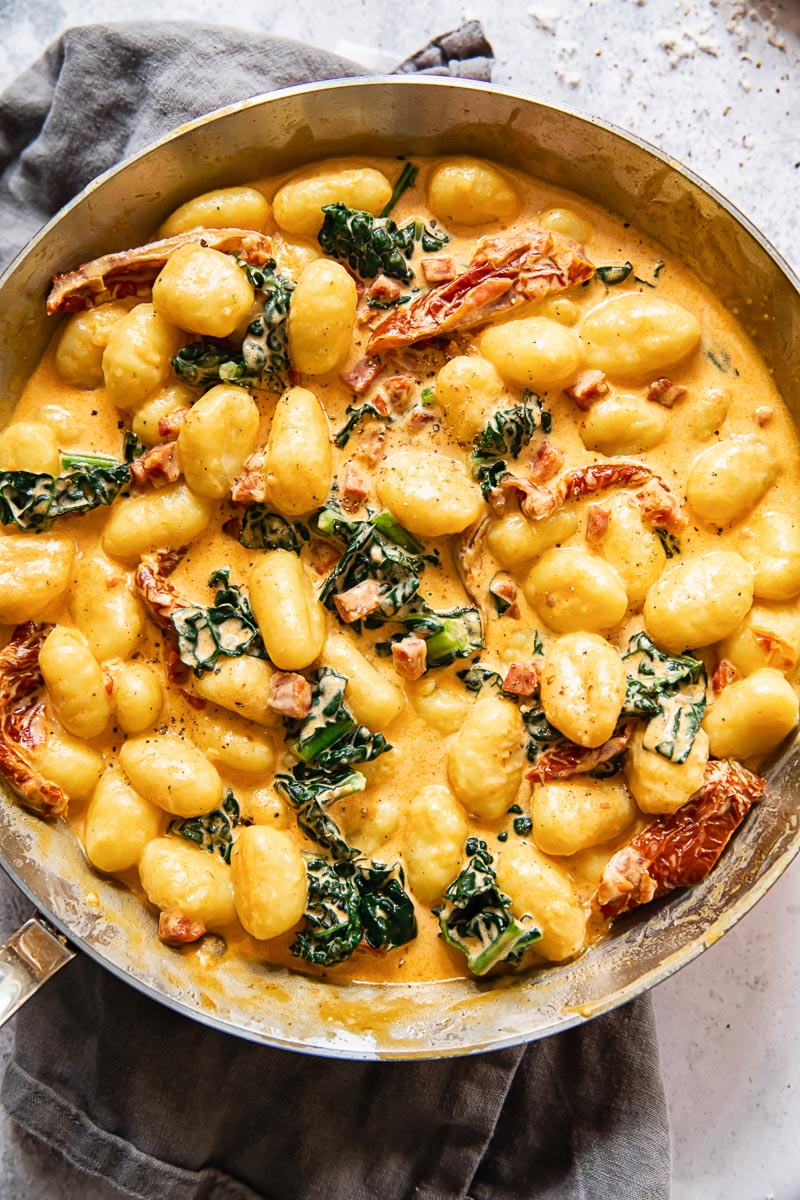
[420, 386, 436, 406]
[513, 816, 533, 837]
[435, 838, 540, 976]
[489, 573, 515, 616]
[472, 392, 549, 461]
[621, 631, 707, 763]
[0, 461, 130, 532]
[274, 765, 366, 862]
[168, 790, 240, 864]
[456, 663, 505, 694]
[333, 403, 392, 448]
[369, 510, 426, 555]
[522, 706, 565, 765]
[239, 506, 303, 551]
[291, 854, 417, 966]
[173, 260, 294, 392]
[595, 262, 633, 285]
[171, 568, 265, 676]
[416, 221, 449, 253]
[656, 527, 681, 559]
[287, 668, 391, 769]
[379, 161, 419, 217]
[472, 458, 510, 501]
[318, 203, 415, 282]
[317, 508, 425, 625]
[365, 293, 413, 310]
[122, 431, 146, 463]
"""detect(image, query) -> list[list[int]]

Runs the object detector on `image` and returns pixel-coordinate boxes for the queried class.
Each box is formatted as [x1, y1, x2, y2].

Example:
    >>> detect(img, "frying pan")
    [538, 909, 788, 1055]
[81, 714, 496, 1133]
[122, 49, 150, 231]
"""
[0, 77, 798, 1058]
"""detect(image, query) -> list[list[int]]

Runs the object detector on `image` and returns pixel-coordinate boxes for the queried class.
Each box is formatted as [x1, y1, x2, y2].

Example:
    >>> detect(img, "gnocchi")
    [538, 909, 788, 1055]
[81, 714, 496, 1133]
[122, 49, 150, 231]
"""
[159, 186, 270, 237]
[524, 548, 628, 634]
[376, 450, 484, 538]
[644, 551, 754, 652]
[274, 166, 392, 237]
[531, 777, 636, 856]
[686, 437, 778, 526]
[264, 386, 333, 517]
[581, 295, 701, 380]
[403, 785, 468, 905]
[288, 259, 357, 375]
[428, 159, 520, 225]
[101, 303, 181, 410]
[176, 384, 260, 499]
[480, 317, 582, 390]
[447, 697, 524, 820]
[231, 826, 307, 940]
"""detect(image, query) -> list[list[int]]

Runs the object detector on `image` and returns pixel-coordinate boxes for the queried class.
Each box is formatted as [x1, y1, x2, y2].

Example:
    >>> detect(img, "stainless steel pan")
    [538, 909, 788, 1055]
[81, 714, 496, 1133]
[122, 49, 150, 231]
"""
[0, 77, 797, 1058]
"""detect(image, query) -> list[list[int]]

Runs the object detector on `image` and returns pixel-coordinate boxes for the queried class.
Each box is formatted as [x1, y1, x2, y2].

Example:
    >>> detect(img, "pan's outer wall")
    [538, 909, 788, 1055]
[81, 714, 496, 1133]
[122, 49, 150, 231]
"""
[0, 78, 797, 1060]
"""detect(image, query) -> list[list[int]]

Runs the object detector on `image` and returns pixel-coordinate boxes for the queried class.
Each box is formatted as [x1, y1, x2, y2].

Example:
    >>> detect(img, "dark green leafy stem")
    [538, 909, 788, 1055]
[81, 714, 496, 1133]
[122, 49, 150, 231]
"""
[380, 161, 419, 217]
[171, 568, 266, 676]
[172, 260, 294, 392]
[275, 765, 366, 862]
[291, 855, 417, 966]
[168, 790, 240, 864]
[317, 204, 449, 282]
[656, 528, 681, 558]
[287, 668, 391, 768]
[621, 631, 707, 763]
[369, 510, 426, 555]
[595, 263, 633, 285]
[393, 605, 483, 668]
[435, 838, 540, 976]
[239, 506, 303, 551]
[0, 461, 130, 532]
[333, 403, 393, 449]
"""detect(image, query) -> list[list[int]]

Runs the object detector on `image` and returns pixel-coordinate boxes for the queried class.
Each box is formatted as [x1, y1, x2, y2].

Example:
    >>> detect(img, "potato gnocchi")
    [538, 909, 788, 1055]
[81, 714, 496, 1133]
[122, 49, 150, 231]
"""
[0, 152, 795, 988]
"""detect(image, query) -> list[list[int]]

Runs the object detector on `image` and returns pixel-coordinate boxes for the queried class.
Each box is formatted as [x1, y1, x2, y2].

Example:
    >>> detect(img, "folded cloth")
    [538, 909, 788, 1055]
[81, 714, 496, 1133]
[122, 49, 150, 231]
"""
[0, 21, 670, 1200]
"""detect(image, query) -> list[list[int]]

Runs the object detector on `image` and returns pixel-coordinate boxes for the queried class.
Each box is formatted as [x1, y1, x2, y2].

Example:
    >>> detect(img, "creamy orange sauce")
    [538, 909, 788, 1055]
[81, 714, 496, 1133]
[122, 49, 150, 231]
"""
[4, 154, 799, 992]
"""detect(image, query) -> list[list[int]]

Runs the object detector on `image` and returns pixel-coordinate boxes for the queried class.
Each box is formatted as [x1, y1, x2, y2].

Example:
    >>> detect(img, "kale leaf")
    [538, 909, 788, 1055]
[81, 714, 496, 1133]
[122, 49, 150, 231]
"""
[171, 568, 266, 675]
[393, 604, 483, 668]
[456, 663, 505, 694]
[287, 668, 391, 768]
[435, 837, 540, 976]
[239, 506, 303, 551]
[317, 204, 450, 282]
[318, 508, 425, 625]
[0, 461, 130, 532]
[595, 262, 633, 285]
[318, 204, 415, 281]
[472, 392, 550, 462]
[333, 403, 392, 449]
[173, 260, 294, 392]
[274, 764, 366, 862]
[522, 706, 565, 764]
[291, 854, 417, 966]
[167, 790, 240, 864]
[621, 631, 707, 763]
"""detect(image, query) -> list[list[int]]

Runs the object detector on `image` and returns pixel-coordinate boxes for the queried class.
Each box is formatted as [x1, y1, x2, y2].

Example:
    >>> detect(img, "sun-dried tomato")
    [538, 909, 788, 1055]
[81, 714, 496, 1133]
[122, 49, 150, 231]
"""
[597, 758, 765, 918]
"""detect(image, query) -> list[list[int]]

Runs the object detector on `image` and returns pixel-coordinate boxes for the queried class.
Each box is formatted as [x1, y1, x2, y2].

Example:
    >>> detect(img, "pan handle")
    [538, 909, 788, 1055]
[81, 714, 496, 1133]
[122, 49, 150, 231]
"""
[0, 916, 74, 1025]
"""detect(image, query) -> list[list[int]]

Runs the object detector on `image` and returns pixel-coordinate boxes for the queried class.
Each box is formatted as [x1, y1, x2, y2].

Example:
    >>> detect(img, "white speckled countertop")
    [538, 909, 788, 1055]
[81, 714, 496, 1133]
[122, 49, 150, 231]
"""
[0, 2, 798, 1196]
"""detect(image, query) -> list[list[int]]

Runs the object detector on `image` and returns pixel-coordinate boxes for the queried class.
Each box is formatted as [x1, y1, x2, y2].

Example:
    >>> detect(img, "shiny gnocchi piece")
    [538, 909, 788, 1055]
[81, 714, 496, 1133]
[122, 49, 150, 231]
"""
[447, 696, 524, 820]
[427, 158, 520, 225]
[120, 733, 224, 818]
[55, 299, 135, 389]
[480, 317, 582, 390]
[531, 777, 636, 856]
[230, 826, 307, 940]
[176, 384, 260, 499]
[101, 302, 181, 410]
[376, 450, 484, 538]
[435, 355, 508, 443]
[320, 632, 404, 731]
[85, 770, 162, 873]
[110, 662, 164, 734]
[486, 510, 579, 569]
[495, 841, 587, 962]
[686, 437, 778, 526]
[70, 552, 144, 662]
[738, 511, 800, 600]
[249, 549, 326, 671]
[596, 494, 666, 608]
[139, 837, 236, 930]
[0, 535, 75, 623]
[273, 166, 392, 237]
[153, 243, 255, 338]
[644, 550, 754, 653]
[625, 725, 709, 815]
[524, 548, 628, 634]
[288, 259, 357, 375]
[580, 394, 668, 455]
[265, 386, 333, 517]
[38, 625, 112, 739]
[0, 422, 60, 475]
[131, 381, 198, 447]
[540, 632, 627, 748]
[403, 785, 468, 905]
[102, 483, 212, 561]
[159, 186, 270, 237]
[702, 669, 799, 759]
[717, 605, 800, 676]
[581, 295, 701, 380]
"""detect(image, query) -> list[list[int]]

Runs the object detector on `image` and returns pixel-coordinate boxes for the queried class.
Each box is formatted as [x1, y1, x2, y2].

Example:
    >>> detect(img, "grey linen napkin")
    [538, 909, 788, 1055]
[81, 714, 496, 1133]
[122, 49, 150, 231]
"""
[0, 22, 670, 1200]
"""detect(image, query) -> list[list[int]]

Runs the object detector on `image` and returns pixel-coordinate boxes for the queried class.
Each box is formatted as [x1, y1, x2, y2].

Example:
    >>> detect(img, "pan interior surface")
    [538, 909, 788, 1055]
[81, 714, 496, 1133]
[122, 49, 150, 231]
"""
[0, 78, 797, 1058]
